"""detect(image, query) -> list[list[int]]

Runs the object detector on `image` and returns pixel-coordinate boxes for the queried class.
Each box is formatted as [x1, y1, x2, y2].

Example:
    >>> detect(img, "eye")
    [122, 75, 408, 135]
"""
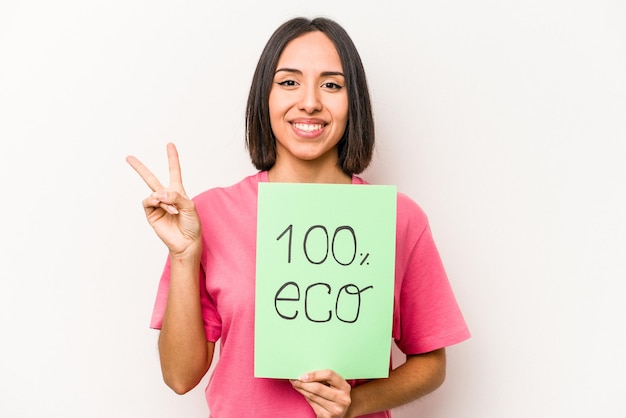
[277, 80, 298, 87]
[322, 82, 343, 90]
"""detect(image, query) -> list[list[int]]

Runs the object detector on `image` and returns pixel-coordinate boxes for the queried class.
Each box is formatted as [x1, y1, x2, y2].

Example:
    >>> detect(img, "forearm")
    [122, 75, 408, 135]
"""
[346, 348, 446, 418]
[158, 246, 213, 394]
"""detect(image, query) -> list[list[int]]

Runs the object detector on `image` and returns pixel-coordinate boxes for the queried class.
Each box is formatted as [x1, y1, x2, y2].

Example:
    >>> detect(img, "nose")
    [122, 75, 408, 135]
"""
[298, 84, 322, 114]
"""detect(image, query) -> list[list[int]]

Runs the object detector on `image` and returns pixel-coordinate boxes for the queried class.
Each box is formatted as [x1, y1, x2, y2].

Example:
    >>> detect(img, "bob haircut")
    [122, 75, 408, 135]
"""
[245, 17, 375, 175]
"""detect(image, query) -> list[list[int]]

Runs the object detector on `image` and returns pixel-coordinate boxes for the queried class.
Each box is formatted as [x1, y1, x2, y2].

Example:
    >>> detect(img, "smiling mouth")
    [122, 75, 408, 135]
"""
[292, 122, 324, 132]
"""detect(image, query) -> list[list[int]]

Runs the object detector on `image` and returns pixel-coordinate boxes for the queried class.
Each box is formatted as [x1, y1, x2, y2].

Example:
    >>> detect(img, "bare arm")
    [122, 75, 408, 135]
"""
[347, 348, 446, 417]
[291, 349, 445, 418]
[127, 143, 214, 394]
[158, 247, 214, 394]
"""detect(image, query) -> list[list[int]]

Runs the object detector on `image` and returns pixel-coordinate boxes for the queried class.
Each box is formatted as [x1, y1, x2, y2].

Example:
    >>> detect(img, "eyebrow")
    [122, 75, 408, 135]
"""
[274, 68, 345, 77]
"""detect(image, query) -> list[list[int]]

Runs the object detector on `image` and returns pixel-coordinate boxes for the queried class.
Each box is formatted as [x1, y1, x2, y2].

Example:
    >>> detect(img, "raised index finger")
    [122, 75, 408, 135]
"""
[125, 154, 165, 192]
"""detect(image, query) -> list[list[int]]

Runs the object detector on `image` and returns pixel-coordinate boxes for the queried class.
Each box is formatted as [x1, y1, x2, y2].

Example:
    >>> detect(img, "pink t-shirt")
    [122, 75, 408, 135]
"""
[151, 171, 470, 417]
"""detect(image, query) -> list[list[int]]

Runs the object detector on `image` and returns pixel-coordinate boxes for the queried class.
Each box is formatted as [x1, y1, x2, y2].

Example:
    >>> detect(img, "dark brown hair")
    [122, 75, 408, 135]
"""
[245, 17, 374, 175]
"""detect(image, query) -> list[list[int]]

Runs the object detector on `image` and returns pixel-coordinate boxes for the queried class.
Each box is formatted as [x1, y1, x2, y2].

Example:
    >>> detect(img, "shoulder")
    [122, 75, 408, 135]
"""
[192, 172, 263, 207]
[396, 192, 427, 221]
[353, 176, 430, 234]
[396, 192, 430, 237]
[355, 175, 430, 240]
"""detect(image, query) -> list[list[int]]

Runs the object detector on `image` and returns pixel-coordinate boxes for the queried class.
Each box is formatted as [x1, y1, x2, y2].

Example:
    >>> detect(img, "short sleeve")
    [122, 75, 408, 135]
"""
[393, 196, 470, 354]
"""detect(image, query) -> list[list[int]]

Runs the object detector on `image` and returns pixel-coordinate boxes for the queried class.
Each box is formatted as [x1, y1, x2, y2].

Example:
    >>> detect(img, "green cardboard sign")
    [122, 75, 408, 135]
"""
[254, 182, 397, 379]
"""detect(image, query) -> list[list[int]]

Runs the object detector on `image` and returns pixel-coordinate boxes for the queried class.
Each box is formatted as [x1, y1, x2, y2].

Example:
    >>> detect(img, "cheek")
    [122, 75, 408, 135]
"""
[268, 101, 281, 131]
[334, 94, 349, 119]
[268, 92, 287, 122]
[333, 99, 349, 126]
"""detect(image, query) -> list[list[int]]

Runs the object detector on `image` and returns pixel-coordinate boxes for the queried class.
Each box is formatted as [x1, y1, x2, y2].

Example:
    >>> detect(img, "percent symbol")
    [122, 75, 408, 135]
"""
[359, 253, 370, 266]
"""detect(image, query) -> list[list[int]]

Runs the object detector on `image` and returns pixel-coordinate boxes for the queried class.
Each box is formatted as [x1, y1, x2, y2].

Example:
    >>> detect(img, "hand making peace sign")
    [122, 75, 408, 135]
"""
[126, 143, 201, 257]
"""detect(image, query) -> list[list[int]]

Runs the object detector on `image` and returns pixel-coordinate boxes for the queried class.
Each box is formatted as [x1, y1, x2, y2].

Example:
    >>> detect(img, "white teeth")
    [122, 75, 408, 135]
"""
[293, 123, 323, 132]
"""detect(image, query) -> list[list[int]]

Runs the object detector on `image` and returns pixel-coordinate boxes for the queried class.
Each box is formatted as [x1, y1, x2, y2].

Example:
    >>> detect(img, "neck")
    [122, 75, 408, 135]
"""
[268, 158, 351, 184]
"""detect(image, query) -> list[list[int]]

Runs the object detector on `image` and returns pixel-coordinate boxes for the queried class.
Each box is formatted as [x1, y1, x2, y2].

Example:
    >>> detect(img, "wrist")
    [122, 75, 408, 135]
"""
[169, 240, 202, 262]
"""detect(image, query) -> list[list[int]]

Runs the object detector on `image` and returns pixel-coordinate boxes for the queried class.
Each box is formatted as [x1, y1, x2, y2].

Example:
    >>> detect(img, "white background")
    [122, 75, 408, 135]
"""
[1, 1, 625, 417]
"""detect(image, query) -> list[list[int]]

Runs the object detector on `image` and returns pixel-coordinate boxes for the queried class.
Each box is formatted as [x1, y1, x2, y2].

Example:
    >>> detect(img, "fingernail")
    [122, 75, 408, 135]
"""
[166, 204, 179, 215]
[298, 373, 309, 381]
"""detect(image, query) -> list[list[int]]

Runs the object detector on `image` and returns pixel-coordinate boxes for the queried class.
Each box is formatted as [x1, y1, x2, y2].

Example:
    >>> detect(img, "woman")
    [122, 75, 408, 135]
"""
[127, 16, 470, 418]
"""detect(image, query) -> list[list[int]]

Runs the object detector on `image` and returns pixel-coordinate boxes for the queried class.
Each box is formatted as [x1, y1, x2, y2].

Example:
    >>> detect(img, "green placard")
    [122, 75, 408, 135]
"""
[254, 182, 397, 379]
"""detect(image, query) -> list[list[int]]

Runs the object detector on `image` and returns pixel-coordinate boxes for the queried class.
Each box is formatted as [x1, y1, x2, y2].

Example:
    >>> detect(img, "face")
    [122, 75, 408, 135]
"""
[269, 31, 349, 170]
